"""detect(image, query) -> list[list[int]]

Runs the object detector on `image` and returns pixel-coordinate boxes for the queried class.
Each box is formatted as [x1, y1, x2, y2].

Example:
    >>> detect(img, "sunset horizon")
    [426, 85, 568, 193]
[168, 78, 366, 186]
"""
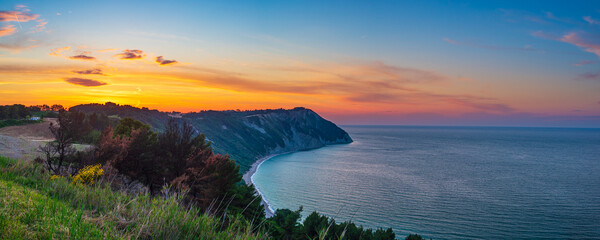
[2, 1, 599, 127]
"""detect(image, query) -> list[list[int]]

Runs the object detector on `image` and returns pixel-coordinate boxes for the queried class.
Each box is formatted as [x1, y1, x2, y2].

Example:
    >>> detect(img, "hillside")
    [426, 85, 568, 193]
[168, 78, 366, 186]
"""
[70, 103, 352, 173]
[0, 118, 56, 141]
[0, 156, 264, 239]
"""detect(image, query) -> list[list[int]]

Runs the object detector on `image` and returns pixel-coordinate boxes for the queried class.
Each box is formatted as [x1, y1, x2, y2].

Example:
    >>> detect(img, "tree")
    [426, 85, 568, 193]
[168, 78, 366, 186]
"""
[38, 111, 76, 175]
[303, 211, 330, 239]
[171, 148, 240, 210]
[114, 117, 150, 137]
[157, 119, 210, 179]
[405, 234, 425, 240]
[96, 119, 159, 188]
[267, 207, 303, 240]
[228, 184, 266, 222]
[113, 127, 157, 185]
[373, 228, 395, 240]
[51, 104, 65, 112]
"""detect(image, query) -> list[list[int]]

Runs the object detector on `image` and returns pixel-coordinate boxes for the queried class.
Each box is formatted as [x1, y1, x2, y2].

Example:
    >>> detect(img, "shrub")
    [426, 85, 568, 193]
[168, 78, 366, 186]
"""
[71, 164, 104, 185]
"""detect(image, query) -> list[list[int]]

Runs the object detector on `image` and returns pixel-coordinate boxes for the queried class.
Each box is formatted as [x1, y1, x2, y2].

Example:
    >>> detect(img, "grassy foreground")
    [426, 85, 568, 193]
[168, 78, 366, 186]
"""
[0, 156, 265, 239]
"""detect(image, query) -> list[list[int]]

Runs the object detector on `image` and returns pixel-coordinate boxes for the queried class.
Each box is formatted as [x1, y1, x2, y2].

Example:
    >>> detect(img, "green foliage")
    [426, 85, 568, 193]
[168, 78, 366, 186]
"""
[405, 234, 428, 240]
[0, 119, 42, 128]
[264, 209, 398, 240]
[0, 156, 265, 239]
[0, 104, 30, 120]
[229, 184, 267, 222]
[70, 102, 170, 132]
[114, 117, 150, 137]
[303, 211, 330, 239]
[268, 207, 304, 240]
[81, 129, 102, 144]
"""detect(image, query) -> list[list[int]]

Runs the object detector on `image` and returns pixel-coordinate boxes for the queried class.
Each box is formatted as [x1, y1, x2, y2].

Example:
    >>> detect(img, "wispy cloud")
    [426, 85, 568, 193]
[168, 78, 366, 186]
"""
[0, 5, 47, 51]
[0, 35, 39, 52]
[73, 68, 104, 75]
[573, 60, 596, 66]
[583, 16, 600, 25]
[560, 32, 600, 58]
[443, 38, 544, 53]
[64, 77, 107, 87]
[69, 54, 95, 60]
[0, 5, 44, 37]
[155, 56, 177, 65]
[0, 10, 39, 22]
[443, 96, 514, 112]
[115, 49, 144, 59]
[575, 72, 600, 81]
[49, 46, 70, 56]
[0, 24, 16, 37]
[33, 19, 47, 32]
[544, 12, 575, 24]
[532, 31, 600, 58]
[168, 60, 512, 113]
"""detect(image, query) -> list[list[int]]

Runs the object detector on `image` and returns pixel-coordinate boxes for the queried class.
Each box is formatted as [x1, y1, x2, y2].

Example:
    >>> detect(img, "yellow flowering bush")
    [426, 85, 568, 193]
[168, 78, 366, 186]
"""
[72, 164, 104, 185]
[50, 175, 60, 180]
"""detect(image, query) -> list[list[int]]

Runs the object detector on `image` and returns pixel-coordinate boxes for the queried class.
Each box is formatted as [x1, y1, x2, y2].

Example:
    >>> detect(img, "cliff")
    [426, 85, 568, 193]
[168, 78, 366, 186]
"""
[70, 104, 352, 172]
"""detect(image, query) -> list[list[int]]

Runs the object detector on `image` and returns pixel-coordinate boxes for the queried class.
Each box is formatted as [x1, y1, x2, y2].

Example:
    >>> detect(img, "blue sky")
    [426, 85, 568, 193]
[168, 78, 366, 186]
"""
[1, 0, 599, 126]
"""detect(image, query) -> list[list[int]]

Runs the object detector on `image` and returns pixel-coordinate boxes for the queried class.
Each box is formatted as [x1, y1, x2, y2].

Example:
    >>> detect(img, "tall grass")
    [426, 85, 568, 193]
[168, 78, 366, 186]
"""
[0, 156, 267, 239]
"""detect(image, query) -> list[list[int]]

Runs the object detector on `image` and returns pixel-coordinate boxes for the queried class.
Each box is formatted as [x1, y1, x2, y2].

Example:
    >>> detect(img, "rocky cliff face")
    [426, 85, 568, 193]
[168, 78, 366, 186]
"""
[71, 103, 352, 173]
[184, 107, 352, 172]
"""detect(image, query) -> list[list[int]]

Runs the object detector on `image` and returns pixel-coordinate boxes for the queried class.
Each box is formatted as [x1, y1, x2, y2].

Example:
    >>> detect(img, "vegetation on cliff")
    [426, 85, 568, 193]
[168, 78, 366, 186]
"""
[71, 103, 352, 172]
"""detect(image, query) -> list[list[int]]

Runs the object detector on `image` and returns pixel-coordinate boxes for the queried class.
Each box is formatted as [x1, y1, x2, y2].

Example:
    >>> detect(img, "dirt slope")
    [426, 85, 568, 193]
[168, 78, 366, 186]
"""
[0, 118, 56, 141]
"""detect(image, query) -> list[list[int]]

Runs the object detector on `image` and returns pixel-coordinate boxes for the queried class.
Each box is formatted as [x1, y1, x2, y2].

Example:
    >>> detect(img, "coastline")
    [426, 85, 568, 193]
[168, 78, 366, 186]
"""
[242, 145, 349, 217]
[243, 152, 292, 217]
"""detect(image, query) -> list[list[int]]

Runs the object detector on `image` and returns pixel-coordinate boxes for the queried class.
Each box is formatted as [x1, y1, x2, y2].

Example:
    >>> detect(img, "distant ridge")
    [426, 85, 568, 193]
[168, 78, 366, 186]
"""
[70, 103, 353, 172]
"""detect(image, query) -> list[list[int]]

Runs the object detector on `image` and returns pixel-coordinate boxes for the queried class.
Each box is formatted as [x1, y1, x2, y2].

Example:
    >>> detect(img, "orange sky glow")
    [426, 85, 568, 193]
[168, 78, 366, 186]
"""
[1, 2, 599, 126]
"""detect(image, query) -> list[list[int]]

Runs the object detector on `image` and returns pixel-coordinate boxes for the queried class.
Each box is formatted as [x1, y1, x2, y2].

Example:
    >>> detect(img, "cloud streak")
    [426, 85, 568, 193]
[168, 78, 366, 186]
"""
[573, 60, 596, 66]
[0, 24, 16, 37]
[584, 16, 600, 25]
[155, 56, 177, 65]
[115, 49, 144, 59]
[64, 77, 107, 87]
[443, 38, 544, 53]
[532, 31, 600, 58]
[0, 10, 39, 22]
[73, 68, 104, 75]
[165, 61, 512, 113]
[560, 32, 600, 58]
[575, 72, 600, 81]
[49, 46, 70, 56]
[69, 54, 96, 60]
[0, 35, 39, 51]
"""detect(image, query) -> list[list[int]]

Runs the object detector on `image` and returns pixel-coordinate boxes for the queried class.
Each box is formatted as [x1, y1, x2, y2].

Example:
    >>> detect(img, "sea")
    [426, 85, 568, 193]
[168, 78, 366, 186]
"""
[252, 126, 600, 239]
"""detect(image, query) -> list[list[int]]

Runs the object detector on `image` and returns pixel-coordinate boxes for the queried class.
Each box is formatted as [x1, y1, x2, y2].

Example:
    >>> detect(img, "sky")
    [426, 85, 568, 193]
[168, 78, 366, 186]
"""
[0, 0, 599, 126]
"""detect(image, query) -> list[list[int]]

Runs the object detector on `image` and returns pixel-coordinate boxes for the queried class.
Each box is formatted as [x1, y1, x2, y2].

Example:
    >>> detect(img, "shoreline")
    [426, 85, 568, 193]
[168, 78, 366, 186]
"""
[242, 152, 292, 217]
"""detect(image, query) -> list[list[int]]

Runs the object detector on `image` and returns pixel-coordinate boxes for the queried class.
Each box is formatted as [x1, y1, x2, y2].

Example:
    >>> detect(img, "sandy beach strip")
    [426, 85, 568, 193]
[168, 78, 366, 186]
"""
[242, 152, 292, 217]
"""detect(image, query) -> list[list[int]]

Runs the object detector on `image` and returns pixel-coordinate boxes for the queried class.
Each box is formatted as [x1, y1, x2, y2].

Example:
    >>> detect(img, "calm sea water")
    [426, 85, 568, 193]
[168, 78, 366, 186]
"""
[252, 126, 600, 239]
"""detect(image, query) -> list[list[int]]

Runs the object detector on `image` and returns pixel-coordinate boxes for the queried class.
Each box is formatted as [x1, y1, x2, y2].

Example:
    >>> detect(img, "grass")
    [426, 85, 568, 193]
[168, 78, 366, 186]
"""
[0, 156, 267, 239]
[0, 119, 43, 129]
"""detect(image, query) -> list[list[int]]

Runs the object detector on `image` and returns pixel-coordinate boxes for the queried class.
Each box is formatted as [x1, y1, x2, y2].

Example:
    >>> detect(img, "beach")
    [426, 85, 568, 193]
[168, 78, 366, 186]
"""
[243, 153, 289, 217]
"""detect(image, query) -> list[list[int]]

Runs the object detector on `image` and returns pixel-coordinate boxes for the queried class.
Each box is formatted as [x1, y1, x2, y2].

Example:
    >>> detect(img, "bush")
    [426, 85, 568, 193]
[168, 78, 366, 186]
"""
[71, 164, 104, 185]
